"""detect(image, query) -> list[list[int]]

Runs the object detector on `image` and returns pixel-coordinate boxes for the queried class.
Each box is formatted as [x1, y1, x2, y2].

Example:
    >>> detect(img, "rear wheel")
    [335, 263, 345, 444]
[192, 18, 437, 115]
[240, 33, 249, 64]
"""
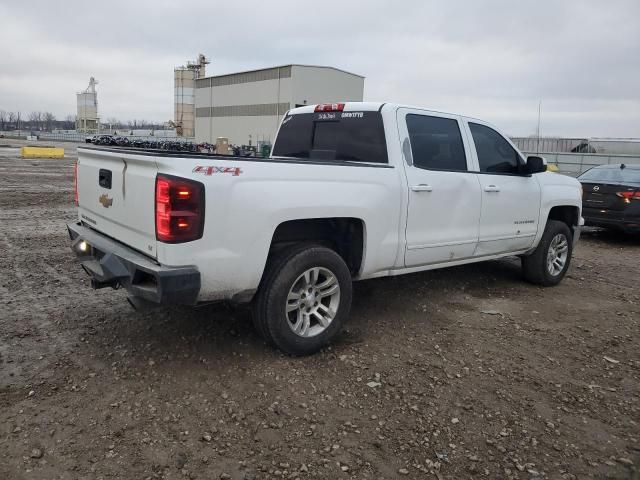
[522, 220, 573, 286]
[252, 245, 352, 356]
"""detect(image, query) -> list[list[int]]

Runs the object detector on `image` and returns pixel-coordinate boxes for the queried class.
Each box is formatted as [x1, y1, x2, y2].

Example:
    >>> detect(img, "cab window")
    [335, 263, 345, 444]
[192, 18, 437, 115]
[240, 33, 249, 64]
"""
[273, 111, 388, 163]
[406, 115, 467, 171]
[469, 123, 523, 174]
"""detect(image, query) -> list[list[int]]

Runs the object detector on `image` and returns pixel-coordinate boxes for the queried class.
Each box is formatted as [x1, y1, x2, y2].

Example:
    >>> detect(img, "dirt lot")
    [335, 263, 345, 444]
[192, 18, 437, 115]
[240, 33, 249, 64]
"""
[0, 140, 638, 480]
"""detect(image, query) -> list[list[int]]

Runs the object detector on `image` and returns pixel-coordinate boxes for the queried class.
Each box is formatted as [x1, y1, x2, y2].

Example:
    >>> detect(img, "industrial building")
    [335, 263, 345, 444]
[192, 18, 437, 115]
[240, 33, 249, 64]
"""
[76, 77, 99, 134]
[194, 64, 364, 145]
[174, 54, 209, 138]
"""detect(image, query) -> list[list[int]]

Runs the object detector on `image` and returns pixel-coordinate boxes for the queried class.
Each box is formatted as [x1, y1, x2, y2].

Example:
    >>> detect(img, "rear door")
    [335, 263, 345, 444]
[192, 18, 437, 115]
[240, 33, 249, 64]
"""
[77, 148, 159, 257]
[398, 109, 482, 266]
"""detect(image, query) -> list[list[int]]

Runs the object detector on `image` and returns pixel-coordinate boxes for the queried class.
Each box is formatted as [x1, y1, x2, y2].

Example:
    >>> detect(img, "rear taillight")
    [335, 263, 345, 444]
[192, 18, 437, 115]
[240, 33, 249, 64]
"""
[74, 161, 78, 205]
[616, 191, 640, 200]
[155, 174, 205, 243]
[315, 103, 345, 112]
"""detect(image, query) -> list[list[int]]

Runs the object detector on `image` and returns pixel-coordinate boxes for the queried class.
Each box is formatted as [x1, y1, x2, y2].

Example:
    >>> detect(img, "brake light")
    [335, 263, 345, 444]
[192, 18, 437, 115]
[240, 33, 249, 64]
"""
[155, 174, 205, 243]
[315, 103, 345, 112]
[74, 161, 78, 205]
[616, 191, 640, 200]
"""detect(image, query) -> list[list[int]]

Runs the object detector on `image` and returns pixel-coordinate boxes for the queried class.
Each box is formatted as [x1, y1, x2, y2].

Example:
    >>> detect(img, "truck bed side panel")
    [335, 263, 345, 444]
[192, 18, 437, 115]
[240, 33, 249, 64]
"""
[154, 156, 404, 301]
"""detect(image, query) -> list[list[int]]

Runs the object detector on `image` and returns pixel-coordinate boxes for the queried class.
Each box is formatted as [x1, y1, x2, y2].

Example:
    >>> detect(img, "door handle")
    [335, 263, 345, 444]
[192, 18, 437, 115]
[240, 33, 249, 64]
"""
[411, 184, 433, 192]
[484, 185, 500, 192]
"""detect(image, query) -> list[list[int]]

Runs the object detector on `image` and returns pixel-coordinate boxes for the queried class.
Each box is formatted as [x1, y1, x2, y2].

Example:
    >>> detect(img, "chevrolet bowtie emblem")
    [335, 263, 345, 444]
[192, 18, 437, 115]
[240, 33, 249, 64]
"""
[99, 194, 113, 208]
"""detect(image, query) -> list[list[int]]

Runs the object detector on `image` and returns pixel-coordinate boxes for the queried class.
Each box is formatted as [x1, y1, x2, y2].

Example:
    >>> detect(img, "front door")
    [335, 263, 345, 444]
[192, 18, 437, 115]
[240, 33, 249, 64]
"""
[398, 109, 482, 267]
[464, 121, 542, 256]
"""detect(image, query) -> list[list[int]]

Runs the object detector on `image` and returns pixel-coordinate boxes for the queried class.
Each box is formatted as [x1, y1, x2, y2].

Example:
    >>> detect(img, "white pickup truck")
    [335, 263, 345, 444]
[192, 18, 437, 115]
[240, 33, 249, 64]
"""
[69, 102, 583, 355]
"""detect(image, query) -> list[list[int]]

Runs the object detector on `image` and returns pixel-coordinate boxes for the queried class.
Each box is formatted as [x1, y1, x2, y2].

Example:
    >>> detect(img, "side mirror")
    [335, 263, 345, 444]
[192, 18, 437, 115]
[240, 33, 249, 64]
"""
[525, 155, 547, 174]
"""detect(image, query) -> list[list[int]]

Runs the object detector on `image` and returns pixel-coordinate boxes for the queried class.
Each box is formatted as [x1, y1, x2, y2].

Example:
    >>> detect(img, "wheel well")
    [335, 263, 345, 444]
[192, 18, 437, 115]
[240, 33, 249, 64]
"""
[547, 206, 579, 229]
[270, 218, 364, 275]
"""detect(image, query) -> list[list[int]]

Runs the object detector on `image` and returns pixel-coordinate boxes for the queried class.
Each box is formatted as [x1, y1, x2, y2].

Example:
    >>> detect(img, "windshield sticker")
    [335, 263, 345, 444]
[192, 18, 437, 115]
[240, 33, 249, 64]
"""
[193, 166, 242, 176]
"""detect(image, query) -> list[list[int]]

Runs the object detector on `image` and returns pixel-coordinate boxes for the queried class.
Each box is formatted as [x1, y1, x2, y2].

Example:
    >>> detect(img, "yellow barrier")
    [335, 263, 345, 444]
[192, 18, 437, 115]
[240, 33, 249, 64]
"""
[21, 146, 65, 158]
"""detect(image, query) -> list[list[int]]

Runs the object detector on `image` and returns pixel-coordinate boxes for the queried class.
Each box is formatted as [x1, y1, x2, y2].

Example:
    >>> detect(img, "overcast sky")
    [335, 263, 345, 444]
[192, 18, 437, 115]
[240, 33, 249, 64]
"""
[1, 0, 638, 137]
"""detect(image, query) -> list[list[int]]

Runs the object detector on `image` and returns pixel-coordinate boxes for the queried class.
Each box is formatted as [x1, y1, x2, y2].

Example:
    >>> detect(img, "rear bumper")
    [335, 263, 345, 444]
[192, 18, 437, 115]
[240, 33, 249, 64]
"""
[582, 209, 640, 233]
[67, 222, 200, 305]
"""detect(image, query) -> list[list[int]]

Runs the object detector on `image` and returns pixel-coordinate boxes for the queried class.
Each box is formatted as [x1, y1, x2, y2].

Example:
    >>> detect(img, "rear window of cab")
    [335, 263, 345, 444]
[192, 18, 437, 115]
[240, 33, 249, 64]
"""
[272, 111, 388, 164]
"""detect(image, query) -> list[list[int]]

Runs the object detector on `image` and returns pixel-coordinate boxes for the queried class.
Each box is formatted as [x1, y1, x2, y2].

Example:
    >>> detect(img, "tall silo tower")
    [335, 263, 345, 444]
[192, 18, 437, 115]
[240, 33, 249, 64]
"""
[174, 54, 209, 138]
[76, 77, 100, 134]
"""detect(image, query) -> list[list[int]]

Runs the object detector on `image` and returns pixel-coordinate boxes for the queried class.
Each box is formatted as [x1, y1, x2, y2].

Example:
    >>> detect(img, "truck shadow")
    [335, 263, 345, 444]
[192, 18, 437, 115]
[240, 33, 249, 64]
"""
[91, 256, 526, 362]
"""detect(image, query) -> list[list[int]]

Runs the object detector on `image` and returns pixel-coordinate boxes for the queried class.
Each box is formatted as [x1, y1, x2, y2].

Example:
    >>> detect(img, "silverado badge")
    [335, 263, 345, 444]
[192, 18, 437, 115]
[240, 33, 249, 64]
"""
[99, 194, 113, 208]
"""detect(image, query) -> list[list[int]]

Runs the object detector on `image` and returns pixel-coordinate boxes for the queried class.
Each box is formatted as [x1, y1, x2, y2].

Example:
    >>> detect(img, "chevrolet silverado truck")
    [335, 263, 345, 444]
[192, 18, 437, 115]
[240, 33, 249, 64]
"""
[68, 102, 583, 355]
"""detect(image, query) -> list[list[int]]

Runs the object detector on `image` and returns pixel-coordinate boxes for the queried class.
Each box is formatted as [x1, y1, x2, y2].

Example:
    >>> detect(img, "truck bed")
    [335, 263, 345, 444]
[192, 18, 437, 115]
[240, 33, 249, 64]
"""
[78, 145, 394, 168]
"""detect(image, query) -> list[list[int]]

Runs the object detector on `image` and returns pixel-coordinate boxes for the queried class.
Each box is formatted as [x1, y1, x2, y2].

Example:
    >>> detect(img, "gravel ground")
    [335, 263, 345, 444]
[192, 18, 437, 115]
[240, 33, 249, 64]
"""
[1, 140, 639, 480]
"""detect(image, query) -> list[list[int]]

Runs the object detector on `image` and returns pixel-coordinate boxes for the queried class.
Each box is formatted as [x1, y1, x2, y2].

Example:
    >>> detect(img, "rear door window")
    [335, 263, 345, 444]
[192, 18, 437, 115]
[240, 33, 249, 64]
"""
[272, 111, 388, 163]
[406, 114, 467, 171]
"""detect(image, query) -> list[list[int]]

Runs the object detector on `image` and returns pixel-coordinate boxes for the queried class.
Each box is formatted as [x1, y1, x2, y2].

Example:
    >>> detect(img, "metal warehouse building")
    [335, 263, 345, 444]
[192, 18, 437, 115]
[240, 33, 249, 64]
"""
[194, 64, 364, 145]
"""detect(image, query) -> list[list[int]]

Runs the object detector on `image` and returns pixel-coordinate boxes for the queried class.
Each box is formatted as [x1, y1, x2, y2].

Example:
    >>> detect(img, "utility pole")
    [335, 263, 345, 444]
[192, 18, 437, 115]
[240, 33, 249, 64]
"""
[536, 100, 542, 155]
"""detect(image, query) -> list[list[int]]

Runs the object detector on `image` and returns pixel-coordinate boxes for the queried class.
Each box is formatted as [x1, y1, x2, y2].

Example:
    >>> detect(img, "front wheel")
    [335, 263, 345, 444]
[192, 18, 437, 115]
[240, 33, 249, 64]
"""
[522, 220, 573, 286]
[252, 245, 352, 356]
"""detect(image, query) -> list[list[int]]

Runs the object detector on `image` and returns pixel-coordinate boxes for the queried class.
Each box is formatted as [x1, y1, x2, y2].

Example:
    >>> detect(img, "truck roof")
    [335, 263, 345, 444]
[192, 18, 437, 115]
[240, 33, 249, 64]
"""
[289, 102, 386, 114]
[287, 102, 506, 136]
[288, 102, 473, 120]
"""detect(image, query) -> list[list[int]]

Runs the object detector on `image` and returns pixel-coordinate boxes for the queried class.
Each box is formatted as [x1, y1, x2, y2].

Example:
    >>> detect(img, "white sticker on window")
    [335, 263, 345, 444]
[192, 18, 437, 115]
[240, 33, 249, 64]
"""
[341, 112, 364, 119]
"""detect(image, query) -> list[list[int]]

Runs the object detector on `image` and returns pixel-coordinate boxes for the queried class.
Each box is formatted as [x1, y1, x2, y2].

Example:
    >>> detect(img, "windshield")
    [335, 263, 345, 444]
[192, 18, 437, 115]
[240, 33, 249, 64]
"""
[272, 111, 388, 163]
[579, 166, 640, 184]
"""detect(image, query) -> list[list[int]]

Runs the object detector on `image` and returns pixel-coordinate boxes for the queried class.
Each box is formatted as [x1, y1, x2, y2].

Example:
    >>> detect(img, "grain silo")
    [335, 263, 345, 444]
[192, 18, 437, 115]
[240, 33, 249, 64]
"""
[174, 54, 209, 138]
[76, 77, 99, 134]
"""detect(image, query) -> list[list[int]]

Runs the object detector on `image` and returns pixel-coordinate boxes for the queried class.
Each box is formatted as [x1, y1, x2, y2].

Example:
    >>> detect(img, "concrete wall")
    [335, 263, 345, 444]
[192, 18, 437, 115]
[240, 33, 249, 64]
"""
[195, 77, 292, 144]
[194, 114, 280, 145]
[205, 116, 281, 145]
[209, 77, 292, 107]
[524, 151, 640, 176]
[514, 137, 640, 155]
[194, 65, 364, 145]
[290, 66, 364, 106]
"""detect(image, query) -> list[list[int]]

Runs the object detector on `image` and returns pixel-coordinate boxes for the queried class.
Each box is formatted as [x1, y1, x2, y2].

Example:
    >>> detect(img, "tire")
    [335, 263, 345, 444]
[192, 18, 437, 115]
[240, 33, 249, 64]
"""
[252, 245, 352, 356]
[522, 220, 573, 286]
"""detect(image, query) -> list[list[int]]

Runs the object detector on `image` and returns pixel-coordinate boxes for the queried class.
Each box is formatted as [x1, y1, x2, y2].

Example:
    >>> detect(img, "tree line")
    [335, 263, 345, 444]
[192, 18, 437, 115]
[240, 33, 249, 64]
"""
[0, 111, 75, 132]
[103, 118, 167, 131]
[0, 110, 166, 132]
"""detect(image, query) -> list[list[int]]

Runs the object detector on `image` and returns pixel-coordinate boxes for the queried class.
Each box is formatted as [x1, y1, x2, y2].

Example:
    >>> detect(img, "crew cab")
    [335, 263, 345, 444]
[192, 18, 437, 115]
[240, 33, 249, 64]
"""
[68, 102, 583, 355]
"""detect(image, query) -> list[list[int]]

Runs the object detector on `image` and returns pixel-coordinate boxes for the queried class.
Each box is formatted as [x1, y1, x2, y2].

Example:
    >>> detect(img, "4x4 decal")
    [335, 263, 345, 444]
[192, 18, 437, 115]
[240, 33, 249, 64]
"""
[193, 166, 242, 177]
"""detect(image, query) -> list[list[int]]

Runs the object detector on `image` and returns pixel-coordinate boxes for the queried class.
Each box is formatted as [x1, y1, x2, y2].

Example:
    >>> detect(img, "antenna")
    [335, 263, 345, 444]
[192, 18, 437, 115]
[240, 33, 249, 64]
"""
[536, 100, 542, 155]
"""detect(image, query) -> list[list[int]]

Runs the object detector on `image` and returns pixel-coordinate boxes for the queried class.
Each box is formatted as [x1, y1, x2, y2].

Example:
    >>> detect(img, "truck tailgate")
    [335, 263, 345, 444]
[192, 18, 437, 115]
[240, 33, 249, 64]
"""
[77, 148, 158, 258]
